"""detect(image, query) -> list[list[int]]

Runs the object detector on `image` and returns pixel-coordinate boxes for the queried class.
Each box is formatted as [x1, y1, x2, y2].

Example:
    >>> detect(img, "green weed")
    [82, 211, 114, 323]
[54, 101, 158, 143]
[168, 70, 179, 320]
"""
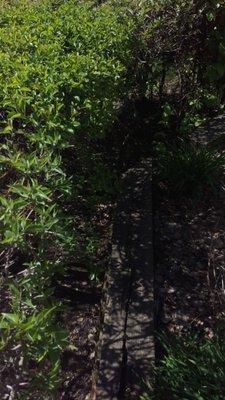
[141, 329, 225, 400]
[155, 142, 225, 197]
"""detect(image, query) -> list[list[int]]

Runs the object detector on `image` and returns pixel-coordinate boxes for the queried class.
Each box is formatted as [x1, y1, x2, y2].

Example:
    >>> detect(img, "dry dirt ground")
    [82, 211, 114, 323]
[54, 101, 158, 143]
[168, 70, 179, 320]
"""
[154, 115, 225, 340]
[154, 193, 225, 338]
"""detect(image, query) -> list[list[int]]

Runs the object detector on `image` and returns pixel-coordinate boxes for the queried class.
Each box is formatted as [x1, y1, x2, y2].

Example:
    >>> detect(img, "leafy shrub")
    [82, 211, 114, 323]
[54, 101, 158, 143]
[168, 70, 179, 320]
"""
[142, 329, 225, 400]
[0, 294, 68, 398]
[134, 0, 225, 135]
[155, 142, 225, 197]
[0, 0, 137, 397]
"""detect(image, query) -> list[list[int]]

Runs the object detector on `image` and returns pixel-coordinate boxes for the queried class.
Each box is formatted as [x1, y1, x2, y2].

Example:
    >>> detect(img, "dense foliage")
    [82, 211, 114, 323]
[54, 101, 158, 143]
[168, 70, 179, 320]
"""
[0, 1, 137, 397]
[137, 0, 225, 134]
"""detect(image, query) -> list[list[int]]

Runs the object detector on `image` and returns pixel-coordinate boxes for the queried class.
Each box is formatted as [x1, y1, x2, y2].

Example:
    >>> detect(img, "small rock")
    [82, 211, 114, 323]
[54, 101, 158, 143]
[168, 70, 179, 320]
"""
[88, 333, 94, 340]
[168, 287, 176, 294]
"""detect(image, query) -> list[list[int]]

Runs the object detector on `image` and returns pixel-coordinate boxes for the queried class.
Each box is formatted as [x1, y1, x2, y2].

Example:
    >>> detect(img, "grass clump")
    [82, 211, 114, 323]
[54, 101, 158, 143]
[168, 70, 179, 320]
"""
[142, 329, 225, 400]
[155, 142, 225, 197]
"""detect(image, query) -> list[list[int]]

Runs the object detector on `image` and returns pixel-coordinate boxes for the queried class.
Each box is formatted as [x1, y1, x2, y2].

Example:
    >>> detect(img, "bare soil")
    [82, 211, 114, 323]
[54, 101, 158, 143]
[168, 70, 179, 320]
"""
[154, 192, 225, 339]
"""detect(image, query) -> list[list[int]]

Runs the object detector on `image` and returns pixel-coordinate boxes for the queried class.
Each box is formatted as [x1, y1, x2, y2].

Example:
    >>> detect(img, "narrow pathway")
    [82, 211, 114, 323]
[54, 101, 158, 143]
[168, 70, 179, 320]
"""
[93, 159, 154, 400]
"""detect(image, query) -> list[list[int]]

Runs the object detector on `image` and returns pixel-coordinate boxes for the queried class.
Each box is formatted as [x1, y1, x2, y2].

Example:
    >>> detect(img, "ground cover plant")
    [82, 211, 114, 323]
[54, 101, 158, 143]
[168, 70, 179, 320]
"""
[0, 1, 138, 397]
[142, 328, 225, 400]
[155, 142, 225, 197]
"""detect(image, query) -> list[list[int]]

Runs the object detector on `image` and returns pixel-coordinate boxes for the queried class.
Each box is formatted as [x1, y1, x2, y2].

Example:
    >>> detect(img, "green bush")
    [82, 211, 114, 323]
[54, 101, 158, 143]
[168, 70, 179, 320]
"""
[134, 0, 225, 134]
[155, 142, 225, 197]
[142, 329, 225, 400]
[0, 0, 137, 397]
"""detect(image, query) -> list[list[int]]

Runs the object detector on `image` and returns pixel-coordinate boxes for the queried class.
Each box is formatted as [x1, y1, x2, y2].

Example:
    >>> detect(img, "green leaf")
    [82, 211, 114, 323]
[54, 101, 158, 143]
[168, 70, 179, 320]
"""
[206, 11, 215, 21]
[2, 313, 20, 325]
